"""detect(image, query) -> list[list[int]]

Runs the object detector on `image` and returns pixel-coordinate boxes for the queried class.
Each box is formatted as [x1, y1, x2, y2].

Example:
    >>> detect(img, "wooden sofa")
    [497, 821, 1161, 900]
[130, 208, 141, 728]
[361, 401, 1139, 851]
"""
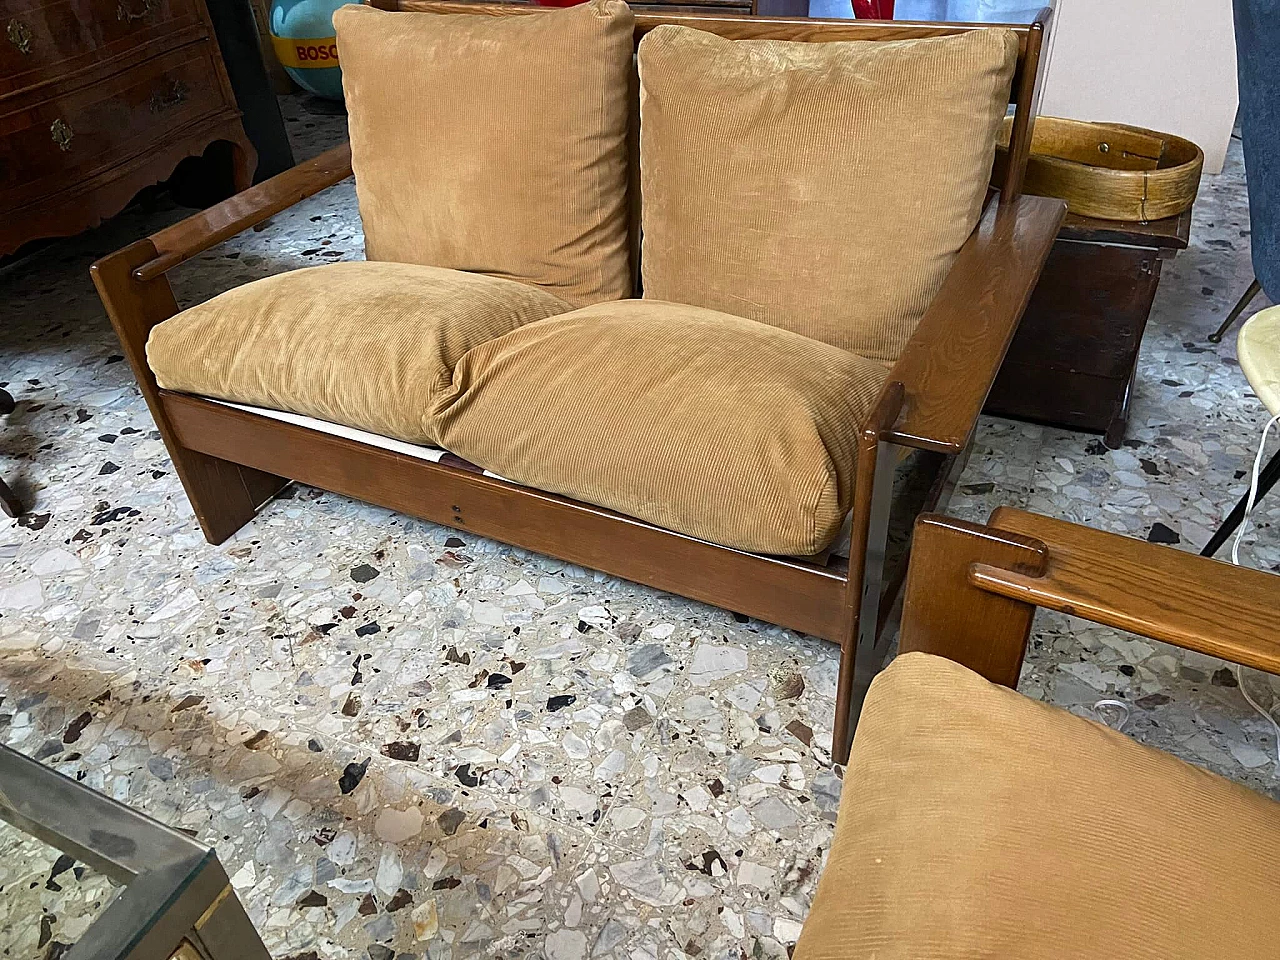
[91, 3, 1065, 763]
[794, 509, 1280, 958]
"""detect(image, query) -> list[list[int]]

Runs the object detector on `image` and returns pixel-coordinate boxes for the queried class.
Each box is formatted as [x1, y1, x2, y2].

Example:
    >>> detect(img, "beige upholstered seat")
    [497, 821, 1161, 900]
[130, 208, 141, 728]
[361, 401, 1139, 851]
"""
[796, 652, 1280, 960]
[432, 299, 888, 555]
[146, 261, 573, 446]
[148, 274, 887, 556]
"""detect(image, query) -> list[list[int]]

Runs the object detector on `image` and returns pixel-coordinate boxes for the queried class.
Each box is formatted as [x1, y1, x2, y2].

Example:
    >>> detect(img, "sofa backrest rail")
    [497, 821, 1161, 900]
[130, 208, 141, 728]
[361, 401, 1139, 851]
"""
[370, 0, 1051, 201]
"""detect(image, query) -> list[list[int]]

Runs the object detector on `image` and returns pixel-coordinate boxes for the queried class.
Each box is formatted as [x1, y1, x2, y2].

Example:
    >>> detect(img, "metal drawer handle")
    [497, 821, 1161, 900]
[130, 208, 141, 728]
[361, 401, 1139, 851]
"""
[6, 18, 33, 54]
[50, 118, 73, 151]
[117, 0, 158, 22]
[149, 80, 187, 113]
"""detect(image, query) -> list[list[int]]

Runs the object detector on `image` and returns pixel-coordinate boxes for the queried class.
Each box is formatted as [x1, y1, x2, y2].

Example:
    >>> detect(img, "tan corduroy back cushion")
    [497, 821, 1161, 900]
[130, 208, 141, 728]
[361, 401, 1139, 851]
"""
[796, 652, 1280, 960]
[431, 300, 887, 555]
[147, 261, 572, 445]
[638, 26, 1018, 365]
[334, 1, 635, 307]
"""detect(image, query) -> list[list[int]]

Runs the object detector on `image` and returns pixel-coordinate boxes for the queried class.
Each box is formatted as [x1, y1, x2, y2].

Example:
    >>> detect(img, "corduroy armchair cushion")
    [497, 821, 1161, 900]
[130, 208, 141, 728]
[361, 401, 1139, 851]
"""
[333, 1, 636, 308]
[637, 25, 1018, 366]
[146, 261, 573, 446]
[796, 652, 1280, 960]
[431, 300, 888, 555]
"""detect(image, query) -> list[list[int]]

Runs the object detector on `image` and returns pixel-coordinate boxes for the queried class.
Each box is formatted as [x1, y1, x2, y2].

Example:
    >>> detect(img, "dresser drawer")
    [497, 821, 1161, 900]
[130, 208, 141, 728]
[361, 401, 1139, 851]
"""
[0, 38, 230, 206]
[1, 0, 206, 97]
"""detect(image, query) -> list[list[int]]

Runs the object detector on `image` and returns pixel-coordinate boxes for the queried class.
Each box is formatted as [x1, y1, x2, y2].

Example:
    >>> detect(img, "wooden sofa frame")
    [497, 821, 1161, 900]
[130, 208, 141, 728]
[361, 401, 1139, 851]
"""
[91, 3, 1065, 764]
[900, 508, 1278, 696]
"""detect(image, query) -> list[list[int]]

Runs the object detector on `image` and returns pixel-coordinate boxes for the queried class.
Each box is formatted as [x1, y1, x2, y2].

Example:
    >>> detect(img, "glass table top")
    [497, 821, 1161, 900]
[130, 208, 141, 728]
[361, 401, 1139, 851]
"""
[0, 819, 122, 959]
[0, 745, 218, 960]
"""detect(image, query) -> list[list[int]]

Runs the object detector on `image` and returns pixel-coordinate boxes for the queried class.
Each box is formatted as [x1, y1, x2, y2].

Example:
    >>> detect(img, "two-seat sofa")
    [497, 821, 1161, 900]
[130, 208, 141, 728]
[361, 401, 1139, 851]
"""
[91, 0, 1065, 761]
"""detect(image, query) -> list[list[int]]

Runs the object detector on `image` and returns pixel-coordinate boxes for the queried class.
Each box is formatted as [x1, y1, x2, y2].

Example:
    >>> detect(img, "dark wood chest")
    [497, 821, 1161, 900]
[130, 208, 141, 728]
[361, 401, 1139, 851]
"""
[1, 0, 255, 256]
[985, 209, 1191, 449]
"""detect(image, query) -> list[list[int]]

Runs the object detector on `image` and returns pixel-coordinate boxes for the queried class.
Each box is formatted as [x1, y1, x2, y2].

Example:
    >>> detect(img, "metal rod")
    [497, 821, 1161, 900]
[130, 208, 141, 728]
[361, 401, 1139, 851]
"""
[1201, 447, 1280, 557]
[1208, 277, 1262, 344]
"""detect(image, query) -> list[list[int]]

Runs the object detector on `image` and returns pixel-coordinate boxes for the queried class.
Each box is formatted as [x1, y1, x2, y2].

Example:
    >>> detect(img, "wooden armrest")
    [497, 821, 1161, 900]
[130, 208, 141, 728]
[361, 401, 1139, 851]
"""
[980, 507, 1280, 674]
[884, 193, 1066, 454]
[132, 143, 354, 282]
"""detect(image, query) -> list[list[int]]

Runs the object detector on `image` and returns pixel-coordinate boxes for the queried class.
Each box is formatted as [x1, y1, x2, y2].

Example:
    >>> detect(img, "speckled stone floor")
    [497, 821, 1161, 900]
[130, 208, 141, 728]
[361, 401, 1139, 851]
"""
[1, 98, 1278, 960]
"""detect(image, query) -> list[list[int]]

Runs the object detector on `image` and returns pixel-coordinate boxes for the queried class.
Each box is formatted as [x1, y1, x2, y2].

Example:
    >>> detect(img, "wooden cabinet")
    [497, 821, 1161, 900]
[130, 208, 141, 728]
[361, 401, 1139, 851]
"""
[0, 0, 255, 256]
[985, 210, 1191, 449]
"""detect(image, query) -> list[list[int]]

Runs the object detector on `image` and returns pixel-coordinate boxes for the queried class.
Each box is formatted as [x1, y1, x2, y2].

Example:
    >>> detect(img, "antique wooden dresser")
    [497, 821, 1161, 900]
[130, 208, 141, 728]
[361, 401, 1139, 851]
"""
[1, 0, 256, 256]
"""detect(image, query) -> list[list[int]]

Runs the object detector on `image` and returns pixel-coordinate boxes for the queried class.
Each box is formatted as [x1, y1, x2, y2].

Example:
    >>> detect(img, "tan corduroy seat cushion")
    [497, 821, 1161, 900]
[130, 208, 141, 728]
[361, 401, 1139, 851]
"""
[146, 261, 573, 446]
[334, 0, 635, 307]
[638, 26, 1018, 365]
[431, 300, 887, 555]
[796, 652, 1280, 960]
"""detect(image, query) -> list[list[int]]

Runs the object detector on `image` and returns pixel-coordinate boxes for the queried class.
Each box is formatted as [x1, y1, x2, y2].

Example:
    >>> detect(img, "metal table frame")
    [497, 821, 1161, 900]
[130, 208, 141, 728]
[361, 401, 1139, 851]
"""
[0, 745, 268, 960]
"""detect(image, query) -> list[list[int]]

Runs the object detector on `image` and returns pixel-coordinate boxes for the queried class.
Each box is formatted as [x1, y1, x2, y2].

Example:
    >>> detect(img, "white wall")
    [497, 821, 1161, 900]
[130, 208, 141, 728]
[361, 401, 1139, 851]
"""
[1040, 0, 1238, 174]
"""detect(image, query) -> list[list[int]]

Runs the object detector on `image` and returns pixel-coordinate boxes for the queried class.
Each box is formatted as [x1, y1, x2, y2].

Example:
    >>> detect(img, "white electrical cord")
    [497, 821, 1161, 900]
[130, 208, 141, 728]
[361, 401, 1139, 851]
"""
[1236, 663, 1280, 769]
[1230, 413, 1280, 565]
[1226, 412, 1280, 768]
[1092, 699, 1131, 731]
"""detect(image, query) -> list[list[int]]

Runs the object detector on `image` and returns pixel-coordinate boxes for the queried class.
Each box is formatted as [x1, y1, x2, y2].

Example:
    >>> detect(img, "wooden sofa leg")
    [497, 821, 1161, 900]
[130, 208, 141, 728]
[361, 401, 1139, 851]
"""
[172, 452, 291, 545]
[833, 436, 895, 764]
[832, 381, 904, 765]
[90, 240, 289, 545]
[897, 514, 1048, 686]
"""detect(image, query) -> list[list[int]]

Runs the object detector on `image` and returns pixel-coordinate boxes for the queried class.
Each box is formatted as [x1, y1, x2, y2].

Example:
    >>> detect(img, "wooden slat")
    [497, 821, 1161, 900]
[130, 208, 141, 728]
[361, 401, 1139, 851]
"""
[885, 192, 1066, 454]
[897, 514, 1047, 686]
[635, 9, 1031, 45]
[980, 507, 1280, 674]
[134, 143, 354, 281]
[629, 2, 751, 11]
[998, 7, 1050, 198]
[384, 1, 1032, 85]
[161, 393, 851, 641]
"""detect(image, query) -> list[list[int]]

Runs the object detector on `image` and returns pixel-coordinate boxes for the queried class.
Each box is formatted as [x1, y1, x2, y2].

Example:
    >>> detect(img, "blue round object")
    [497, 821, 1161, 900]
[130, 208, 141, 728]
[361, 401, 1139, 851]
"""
[269, 0, 359, 100]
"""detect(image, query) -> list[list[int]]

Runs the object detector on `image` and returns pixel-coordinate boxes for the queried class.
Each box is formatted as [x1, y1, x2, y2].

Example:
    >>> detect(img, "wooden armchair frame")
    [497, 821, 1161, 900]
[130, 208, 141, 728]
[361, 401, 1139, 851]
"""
[901, 508, 1278, 697]
[91, 4, 1065, 763]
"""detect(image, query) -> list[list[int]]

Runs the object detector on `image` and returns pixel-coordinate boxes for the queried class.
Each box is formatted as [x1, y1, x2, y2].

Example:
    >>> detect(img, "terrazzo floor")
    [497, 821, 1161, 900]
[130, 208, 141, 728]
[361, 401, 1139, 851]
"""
[1, 99, 1278, 959]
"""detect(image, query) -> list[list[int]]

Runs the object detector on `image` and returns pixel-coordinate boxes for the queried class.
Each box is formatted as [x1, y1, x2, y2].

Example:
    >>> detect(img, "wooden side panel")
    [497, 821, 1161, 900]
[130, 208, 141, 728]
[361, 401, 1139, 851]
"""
[898, 513, 1047, 687]
[89, 241, 289, 543]
[999, 241, 1161, 381]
